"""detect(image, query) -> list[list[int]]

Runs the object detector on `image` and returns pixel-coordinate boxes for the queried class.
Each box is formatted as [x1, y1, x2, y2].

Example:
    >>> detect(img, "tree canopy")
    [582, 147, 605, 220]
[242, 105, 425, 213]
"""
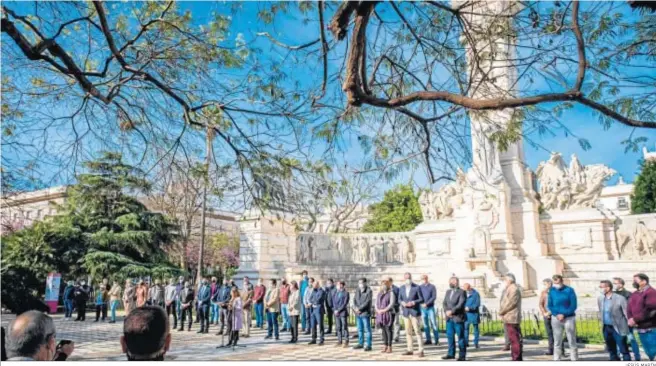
[1, 152, 182, 312]
[631, 159, 656, 214]
[361, 184, 423, 233]
[1, 0, 655, 214]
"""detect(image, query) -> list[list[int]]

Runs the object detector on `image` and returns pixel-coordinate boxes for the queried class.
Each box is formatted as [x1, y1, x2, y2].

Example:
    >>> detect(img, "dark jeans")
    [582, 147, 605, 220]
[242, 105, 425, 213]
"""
[166, 302, 177, 327]
[267, 311, 279, 337]
[95, 304, 107, 321]
[311, 309, 325, 342]
[603, 324, 630, 361]
[179, 305, 193, 330]
[336, 315, 349, 344]
[446, 319, 466, 359]
[505, 323, 523, 361]
[303, 306, 312, 332]
[325, 307, 333, 333]
[381, 323, 393, 346]
[198, 303, 210, 331]
[290, 315, 299, 341]
[75, 301, 86, 320]
[254, 302, 264, 327]
[219, 307, 230, 333]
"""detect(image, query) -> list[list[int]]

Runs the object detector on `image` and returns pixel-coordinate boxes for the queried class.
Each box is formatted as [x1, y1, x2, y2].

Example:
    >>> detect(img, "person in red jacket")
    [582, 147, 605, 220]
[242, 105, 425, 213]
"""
[253, 279, 266, 329]
[627, 273, 656, 361]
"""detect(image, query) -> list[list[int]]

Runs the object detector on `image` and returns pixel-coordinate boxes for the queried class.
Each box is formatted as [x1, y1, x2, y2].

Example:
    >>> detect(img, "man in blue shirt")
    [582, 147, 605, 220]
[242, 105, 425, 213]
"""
[299, 270, 309, 332]
[547, 274, 578, 361]
[463, 283, 481, 349]
[419, 274, 439, 345]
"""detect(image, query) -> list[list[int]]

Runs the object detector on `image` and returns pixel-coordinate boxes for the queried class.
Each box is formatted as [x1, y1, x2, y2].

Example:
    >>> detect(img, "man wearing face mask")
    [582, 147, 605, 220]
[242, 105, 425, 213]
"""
[419, 274, 439, 346]
[308, 280, 326, 345]
[178, 281, 195, 331]
[323, 279, 336, 335]
[303, 277, 315, 335]
[442, 276, 467, 361]
[264, 279, 280, 340]
[253, 278, 266, 329]
[175, 276, 185, 321]
[280, 279, 291, 332]
[547, 274, 578, 361]
[333, 281, 350, 347]
[399, 273, 425, 357]
[627, 273, 656, 361]
[74, 280, 90, 321]
[214, 279, 232, 335]
[463, 283, 480, 349]
[299, 271, 310, 333]
[63, 281, 75, 320]
[614, 277, 642, 361]
[538, 278, 563, 356]
[598, 280, 631, 361]
[6, 311, 75, 361]
[388, 277, 401, 343]
[197, 278, 211, 333]
[352, 278, 373, 351]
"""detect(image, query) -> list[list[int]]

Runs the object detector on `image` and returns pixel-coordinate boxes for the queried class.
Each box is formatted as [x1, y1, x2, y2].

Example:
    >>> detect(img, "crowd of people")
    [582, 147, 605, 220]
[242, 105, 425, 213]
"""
[2, 271, 655, 361]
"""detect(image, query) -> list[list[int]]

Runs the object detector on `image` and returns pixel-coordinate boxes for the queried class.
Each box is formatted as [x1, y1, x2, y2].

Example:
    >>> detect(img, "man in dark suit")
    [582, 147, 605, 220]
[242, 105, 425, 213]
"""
[323, 279, 336, 335]
[214, 279, 232, 335]
[308, 280, 326, 345]
[442, 276, 467, 360]
[398, 272, 425, 357]
[196, 279, 211, 333]
[333, 281, 350, 347]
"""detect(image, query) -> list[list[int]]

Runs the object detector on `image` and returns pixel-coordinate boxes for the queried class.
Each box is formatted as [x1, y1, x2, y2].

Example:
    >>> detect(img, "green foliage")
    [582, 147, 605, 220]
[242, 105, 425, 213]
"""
[631, 159, 656, 214]
[361, 184, 422, 233]
[1, 153, 183, 312]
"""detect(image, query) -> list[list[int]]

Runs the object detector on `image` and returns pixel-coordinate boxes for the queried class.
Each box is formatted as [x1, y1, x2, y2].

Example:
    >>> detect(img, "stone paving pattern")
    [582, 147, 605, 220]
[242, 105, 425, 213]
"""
[2, 311, 642, 361]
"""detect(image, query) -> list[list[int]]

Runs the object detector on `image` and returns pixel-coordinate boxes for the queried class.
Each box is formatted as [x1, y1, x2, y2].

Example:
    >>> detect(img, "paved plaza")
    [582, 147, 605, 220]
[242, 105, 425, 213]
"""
[1, 312, 632, 361]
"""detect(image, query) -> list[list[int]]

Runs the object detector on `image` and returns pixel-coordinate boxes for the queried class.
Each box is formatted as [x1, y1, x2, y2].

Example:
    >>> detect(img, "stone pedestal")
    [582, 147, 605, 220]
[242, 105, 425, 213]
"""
[540, 208, 615, 262]
[233, 210, 297, 286]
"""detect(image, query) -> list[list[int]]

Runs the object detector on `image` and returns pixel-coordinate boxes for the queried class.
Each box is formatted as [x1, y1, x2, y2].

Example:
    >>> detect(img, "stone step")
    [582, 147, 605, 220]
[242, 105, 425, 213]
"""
[563, 269, 656, 279]
[564, 261, 655, 271]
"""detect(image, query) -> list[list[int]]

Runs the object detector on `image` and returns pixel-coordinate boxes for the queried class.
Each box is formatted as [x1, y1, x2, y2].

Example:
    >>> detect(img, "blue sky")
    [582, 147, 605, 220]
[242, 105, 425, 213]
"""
[2, 1, 654, 198]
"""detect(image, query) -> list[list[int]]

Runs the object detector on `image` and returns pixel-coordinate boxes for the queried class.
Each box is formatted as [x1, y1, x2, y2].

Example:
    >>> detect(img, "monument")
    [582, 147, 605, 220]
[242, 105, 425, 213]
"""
[234, 1, 656, 296]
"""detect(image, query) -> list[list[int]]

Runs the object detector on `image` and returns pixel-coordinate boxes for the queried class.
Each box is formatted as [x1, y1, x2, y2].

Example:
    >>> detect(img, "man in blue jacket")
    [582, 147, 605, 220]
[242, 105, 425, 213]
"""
[63, 281, 75, 319]
[196, 278, 211, 333]
[299, 271, 309, 333]
[333, 281, 350, 347]
[214, 278, 232, 335]
[463, 283, 481, 349]
[399, 272, 425, 357]
[547, 274, 578, 361]
[419, 274, 439, 345]
[308, 280, 326, 345]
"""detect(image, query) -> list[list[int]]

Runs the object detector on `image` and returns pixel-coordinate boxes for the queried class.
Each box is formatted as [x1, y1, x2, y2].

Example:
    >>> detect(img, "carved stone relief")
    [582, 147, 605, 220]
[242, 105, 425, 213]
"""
[295, 232, 416, 265]
[536, 153, 616, 211]
[615, 220, 656, 259]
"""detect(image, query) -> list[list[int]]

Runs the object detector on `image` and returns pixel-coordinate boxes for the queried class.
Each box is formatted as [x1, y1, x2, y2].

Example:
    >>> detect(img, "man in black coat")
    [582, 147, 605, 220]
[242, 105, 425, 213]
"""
[323, 279, 336, 335]
[74, 281, 90, 321]
[442, 276, 467, 360]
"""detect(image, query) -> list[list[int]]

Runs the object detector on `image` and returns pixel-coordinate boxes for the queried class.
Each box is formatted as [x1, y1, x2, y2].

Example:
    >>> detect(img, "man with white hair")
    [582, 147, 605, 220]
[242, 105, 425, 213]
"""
[499, 273, 522, 361]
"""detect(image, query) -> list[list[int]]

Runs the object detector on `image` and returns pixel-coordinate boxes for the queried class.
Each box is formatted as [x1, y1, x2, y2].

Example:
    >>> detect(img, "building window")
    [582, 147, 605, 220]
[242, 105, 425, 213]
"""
[617, 197, 629, 210]
[25, 211, 31, 219]
[36, 209, 42, 219]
